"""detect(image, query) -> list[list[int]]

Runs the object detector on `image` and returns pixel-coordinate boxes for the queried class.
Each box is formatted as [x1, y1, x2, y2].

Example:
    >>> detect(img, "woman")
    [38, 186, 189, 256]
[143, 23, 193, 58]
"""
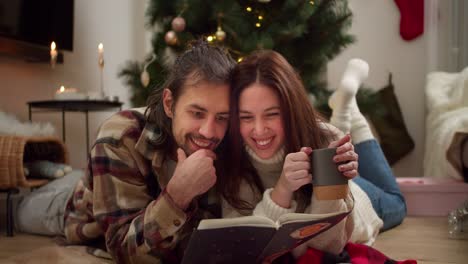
[218, 50, 406, 257]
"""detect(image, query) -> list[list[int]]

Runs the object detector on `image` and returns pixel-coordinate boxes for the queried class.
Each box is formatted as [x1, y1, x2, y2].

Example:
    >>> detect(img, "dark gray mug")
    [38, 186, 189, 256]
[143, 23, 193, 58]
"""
[311, 147, 349, 200]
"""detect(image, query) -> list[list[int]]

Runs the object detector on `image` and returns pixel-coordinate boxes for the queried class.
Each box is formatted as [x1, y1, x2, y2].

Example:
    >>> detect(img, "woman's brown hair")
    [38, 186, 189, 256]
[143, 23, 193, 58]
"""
[219, 50, 332, 212]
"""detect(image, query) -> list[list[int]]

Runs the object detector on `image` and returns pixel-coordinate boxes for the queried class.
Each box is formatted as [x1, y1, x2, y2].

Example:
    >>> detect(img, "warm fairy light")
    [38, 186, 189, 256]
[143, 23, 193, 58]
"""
[258, 15, 263, 20]
[60, 85, 65, 92]
[207, 36, 214, 42]
[51, 41, 56, 51]
[237, 57, 243, 62]
[246, 7, 252, 12]
[310, 0, 314, 5]
[255, 23, 261, 28]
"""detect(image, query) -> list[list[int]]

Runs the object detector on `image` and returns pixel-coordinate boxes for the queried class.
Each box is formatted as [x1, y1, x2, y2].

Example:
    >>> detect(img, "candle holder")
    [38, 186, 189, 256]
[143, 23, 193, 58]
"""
[50, 53, 57, 68]
[98, 56, 105, 99]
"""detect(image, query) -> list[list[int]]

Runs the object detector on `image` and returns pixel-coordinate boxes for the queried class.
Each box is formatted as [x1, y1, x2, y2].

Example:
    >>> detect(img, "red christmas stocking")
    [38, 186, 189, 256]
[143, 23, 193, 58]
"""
[394, 0, 424, 41]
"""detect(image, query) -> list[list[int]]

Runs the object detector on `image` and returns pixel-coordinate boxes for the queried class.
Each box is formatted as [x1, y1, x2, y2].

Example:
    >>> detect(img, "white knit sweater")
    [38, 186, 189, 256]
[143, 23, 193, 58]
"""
[221, 128, 383, 256]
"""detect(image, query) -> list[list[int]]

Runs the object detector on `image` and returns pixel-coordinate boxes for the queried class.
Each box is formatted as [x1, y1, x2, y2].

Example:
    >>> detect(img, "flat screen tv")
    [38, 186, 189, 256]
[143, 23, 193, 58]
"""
[0, 0, 74, 60]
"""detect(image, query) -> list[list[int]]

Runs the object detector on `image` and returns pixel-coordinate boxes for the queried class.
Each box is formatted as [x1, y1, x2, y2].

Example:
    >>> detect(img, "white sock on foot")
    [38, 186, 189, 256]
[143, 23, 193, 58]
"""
[329, 58, 369, 133]
[349, 98, 375, 144]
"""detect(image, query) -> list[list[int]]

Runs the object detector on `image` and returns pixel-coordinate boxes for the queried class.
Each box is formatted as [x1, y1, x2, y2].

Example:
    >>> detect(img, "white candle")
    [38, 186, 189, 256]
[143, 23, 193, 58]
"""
[50, 41, 57, 67]
[98, 43, 104, 62]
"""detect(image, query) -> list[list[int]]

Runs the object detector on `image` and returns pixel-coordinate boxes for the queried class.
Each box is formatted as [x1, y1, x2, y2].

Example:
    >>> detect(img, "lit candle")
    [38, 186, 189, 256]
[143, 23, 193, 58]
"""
[54, 85, 84, 100]
[98, 43, 104, 67]
[50, 41, 57, 68]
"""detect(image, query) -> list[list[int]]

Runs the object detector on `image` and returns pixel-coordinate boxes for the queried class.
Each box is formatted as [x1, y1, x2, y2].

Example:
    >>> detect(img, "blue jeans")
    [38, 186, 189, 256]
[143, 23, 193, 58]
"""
[352, 139, 407, 231]
[16, 170, 83, 236]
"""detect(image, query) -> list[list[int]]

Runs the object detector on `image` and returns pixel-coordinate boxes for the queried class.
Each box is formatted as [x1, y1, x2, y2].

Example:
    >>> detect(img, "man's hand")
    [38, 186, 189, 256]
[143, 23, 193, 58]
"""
[328, 134, 359, 179]
[166, 148, 217, 210]
[272, 147, 312, 208]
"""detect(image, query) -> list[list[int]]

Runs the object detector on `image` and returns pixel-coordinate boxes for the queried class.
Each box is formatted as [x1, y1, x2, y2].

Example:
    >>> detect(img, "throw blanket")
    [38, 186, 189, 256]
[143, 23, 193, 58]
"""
[297, 243, 417, 264]
[423, 67, 468, 180]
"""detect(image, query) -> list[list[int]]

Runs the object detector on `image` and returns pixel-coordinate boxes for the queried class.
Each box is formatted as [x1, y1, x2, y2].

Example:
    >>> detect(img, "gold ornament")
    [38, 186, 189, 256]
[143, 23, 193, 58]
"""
[140, 53, 157, 87]
[164, 30, 178, 45]
[140, 71, 150, 87]
[171, 16, 186, 32]
[215, 27, 226, 41]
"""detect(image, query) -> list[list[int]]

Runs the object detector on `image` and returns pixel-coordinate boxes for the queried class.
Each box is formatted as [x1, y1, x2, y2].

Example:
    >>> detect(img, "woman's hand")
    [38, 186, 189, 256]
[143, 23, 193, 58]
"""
[271, 147, 312, 208]
[328, 134, 359, 179]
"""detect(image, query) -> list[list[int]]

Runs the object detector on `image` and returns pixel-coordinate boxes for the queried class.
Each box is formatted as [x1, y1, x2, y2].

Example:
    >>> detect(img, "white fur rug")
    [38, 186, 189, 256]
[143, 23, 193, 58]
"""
[0, 111, 55, 137]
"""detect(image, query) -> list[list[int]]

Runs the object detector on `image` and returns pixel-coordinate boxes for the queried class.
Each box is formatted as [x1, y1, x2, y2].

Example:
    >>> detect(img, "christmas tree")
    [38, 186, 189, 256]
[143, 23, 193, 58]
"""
[119, 0, 358, 113]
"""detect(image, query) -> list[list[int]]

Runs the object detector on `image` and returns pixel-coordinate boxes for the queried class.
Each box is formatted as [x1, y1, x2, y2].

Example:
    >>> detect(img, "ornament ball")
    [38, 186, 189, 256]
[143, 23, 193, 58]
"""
[216, 27, 226, 41]
[164, 30, 178, 45]
[171, 16, 186, 32]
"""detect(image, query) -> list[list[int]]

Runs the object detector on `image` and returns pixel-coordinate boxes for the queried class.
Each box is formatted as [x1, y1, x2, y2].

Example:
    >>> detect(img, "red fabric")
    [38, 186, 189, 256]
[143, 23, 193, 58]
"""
[296, 242, 418, 264]
[345, 243, 417, 264]
[296, 247, 324, 264]
[394, 0, 424, 41]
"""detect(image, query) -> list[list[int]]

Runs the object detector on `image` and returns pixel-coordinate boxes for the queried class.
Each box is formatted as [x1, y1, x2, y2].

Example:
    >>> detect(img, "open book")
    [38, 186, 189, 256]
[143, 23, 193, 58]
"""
[181, 210, 350, 264]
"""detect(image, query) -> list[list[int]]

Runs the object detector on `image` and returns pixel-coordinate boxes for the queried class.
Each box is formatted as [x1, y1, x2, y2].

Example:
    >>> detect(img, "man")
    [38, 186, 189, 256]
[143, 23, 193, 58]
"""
[17, 40, 236, 263]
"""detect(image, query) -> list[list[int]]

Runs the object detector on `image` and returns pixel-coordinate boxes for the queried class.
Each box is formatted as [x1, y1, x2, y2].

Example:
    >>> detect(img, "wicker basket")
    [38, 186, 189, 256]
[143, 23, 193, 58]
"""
[0, 135, 68, 189]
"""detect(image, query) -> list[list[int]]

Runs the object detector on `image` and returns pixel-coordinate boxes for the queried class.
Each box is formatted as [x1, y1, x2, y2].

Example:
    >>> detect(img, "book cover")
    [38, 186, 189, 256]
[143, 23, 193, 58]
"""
[181, 210, 350, 264]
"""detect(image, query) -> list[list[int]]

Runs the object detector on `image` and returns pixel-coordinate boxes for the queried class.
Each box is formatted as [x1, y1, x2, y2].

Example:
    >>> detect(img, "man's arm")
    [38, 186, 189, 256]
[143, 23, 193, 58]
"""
[92, 141, 196, 263]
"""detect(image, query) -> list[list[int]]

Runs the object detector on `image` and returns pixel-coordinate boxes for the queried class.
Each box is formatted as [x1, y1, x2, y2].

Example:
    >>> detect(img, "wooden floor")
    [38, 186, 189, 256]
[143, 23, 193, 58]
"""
[373, 217, 468, 264]
[0, 217, 467, 263]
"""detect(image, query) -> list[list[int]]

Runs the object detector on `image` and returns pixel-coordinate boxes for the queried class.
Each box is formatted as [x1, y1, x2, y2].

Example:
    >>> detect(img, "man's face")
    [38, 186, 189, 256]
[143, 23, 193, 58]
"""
[163, 81, 230, 155]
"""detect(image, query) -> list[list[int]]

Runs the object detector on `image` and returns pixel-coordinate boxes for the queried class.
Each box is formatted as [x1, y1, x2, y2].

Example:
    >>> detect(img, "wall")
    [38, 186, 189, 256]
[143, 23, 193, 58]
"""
[327, 0, 449, 177]
[0, 0, 148, 169]
[0, 1, 453, 175]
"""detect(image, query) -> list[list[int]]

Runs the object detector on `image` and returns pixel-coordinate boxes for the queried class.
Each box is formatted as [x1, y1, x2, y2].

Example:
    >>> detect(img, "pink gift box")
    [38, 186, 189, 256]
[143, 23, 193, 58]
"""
[397, 177, 468, 216]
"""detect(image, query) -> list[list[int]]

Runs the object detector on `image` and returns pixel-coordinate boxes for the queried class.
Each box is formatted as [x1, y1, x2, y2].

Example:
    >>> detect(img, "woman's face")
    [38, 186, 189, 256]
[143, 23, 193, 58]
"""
[239, 83, 285, 159]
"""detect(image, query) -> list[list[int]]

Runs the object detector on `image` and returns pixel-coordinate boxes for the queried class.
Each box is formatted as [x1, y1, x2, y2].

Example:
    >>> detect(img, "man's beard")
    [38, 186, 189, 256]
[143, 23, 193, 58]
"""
[180, 132, 220, 155]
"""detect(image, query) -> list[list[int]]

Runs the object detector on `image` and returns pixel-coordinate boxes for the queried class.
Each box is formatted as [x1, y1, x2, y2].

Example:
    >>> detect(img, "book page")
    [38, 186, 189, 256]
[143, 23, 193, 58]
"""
[277, 211, 343, 225]
[198, 215, 276, 230]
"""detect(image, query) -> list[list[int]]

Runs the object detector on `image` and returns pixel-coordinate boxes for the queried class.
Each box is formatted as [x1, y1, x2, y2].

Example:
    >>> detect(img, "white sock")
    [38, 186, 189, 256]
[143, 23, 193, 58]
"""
[329, 58, 369, 134]
[349, 98, 375, 144]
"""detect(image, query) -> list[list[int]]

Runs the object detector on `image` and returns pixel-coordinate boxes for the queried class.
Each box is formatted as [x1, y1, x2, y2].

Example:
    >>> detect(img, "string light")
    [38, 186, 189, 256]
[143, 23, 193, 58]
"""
[237, 57, 243, 62]
[310, 0, 314, 5]
[246, 7, 252, 12]
[258, 15, 263, 20]
[207, 35, 215, 42]
[255, 23, 261, 28]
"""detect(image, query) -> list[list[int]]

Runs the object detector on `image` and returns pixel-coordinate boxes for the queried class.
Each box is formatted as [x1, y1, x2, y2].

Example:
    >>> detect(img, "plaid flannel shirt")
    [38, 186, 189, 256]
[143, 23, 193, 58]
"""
[64, 108, 220, 264]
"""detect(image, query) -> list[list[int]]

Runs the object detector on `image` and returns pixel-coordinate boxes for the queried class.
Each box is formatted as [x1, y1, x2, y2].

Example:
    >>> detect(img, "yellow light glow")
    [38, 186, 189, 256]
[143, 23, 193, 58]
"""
[51, 41, 56, 51]
[237, 57, 243, 62]
[258, 15, 263, 20]
[255, 23, 261, 28]
[60, 86, 65, 92]
[246, 7, 252, 12]
[207, 36, 214, 42]
[310, 0, 314, 5]
[98, 43, 104, 53]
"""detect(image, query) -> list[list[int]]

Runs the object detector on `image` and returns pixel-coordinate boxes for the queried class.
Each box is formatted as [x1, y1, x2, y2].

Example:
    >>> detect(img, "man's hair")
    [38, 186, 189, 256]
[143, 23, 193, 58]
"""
[145, 40, 236, 149]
